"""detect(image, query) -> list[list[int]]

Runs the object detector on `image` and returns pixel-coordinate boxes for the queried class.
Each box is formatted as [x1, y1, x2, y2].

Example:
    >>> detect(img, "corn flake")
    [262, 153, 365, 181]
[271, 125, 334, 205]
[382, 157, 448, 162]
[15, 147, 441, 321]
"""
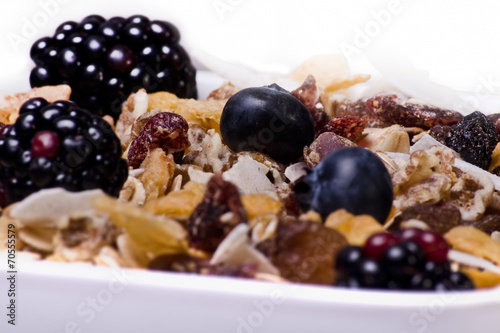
[324, 209, 384, 246]
[93, 195, 188, 256]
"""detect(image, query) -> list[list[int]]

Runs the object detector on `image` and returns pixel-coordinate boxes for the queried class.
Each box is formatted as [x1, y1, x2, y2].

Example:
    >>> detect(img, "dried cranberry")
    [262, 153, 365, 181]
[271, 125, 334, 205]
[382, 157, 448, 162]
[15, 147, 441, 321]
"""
[366, 95, 463, 130]
[187, 175, 247, 252]
[127, 112, 190, 168]
[316, 116, 368, 141]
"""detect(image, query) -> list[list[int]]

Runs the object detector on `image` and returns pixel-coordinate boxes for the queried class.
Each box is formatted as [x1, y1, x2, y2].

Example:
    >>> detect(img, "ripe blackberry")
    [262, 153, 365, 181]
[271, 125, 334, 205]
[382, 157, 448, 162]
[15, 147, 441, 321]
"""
[335, 231, 474, 291]
[30, 14, 197, 120]
[0, 98, 128, 207]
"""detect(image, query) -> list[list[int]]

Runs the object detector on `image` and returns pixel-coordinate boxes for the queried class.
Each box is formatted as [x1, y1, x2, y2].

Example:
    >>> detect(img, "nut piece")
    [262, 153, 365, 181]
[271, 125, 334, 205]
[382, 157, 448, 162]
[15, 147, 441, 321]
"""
[448, 171, 494, 221]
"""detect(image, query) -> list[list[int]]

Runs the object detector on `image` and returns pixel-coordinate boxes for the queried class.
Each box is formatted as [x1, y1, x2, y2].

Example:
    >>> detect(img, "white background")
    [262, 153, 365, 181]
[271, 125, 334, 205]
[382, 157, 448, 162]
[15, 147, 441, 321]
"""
[0, 0, 500, 111]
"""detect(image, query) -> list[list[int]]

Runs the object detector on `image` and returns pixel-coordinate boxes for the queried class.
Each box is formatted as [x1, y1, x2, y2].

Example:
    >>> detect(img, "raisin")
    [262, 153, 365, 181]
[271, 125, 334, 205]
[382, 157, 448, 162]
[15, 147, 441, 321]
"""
[149, 254, 257, 278]
[187, 175, 247, 252]
[127, 112, 190, 169]
[444, 111, 498, 170]
[464, 208, 500, 234]
[316, 116, 368, 141]
[487, 113, 500, 140]
[390, 203, 463, 234]
[429, 125, 451, 145]
[256, 217, 347, 285]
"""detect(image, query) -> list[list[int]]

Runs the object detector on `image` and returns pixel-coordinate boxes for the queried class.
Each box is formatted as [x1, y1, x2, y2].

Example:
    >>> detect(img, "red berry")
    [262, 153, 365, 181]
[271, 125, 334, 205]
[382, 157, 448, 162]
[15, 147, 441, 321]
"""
[362, 232, 398, 261]
[31, 130, 60, 159]
[404, 230, 449, 264]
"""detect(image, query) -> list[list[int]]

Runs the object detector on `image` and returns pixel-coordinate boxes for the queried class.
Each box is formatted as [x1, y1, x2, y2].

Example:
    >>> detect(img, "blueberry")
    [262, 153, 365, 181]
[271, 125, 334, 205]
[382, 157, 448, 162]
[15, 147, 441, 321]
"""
[220, 84, 314, 164]
[294, 146, 393, 223]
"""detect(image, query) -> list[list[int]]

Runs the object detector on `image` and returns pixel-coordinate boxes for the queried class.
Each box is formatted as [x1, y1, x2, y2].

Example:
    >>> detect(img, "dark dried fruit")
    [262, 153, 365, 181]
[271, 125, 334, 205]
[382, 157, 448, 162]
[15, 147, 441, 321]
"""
[127, 112, 190, 169]
[390, 203, 463, 234]
[334, 99, 390, 128]
[256, 217, 347, 285]
[187, 175, 247, 252]
[444, 111, 498, 170]
[366, 95, 463, 130]
[463, 208, 500, 235]
[291, 75, 328, 134]
[316, 116, 368, 141]
[148, 254, 257, 278]
[429, 125, 451, 145]
[303, 132, 355, 168]
[487, 113, 500, 140]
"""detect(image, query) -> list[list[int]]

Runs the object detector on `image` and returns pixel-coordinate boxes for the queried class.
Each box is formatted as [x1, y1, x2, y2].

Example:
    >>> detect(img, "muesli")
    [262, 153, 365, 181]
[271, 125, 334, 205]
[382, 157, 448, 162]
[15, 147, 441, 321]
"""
[1, 14, 500, 292]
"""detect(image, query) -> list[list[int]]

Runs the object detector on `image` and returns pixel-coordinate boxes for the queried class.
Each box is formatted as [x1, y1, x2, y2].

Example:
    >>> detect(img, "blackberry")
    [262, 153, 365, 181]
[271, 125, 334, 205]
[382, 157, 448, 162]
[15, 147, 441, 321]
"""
[29, 15, 197, 120]
[0, 98, 128, 207]
[334, 231, 475, 291]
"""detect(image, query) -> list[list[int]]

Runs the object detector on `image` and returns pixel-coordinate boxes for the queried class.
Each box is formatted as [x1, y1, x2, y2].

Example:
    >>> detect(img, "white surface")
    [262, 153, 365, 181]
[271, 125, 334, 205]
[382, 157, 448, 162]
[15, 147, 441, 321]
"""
[1, 260, 500, 333]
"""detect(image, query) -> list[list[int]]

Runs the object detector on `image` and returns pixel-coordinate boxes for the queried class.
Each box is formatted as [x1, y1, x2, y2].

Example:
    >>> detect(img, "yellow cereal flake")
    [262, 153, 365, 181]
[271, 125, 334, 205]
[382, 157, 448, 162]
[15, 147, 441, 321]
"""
[444, 226, 500, 265]
[461, 267, 500, 289]
[143, 181, 205, 220]
[488, 142, 500, 172]
[298, 210, 322, 223]
[241, 194, 282, 221]
[324, 209, 384, 246]
[147, 91, 226, 134]
[0, 85, 71, 124]
[93, 195, 188, 256]
[325, 75, 371, 93]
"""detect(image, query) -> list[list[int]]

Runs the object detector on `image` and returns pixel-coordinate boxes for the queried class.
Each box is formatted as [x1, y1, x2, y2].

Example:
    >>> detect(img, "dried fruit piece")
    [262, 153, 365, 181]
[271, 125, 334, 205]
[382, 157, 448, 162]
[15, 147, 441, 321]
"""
[127, 112, 190, 169]
[303, 132, 356, 168]
[148, 91, 225, 133]
[316, 116, 368, 141]
[366, 95, 463, 130]
[444, 111, 498, 170]
[187, 175, 247, 252]
[256, 217, 348, 285]
[291, 75, 328, 134]
[391, 203, 463, 234]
